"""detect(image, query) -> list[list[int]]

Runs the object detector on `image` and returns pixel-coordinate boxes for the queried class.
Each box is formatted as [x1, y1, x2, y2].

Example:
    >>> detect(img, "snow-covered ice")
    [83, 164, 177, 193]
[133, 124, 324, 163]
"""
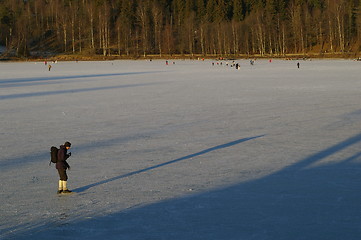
[1, 59, 361, 239]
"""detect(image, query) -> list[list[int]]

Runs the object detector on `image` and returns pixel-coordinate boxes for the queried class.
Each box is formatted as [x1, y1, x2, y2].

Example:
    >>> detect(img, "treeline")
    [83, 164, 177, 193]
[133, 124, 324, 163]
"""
[0, 0, 360, 58]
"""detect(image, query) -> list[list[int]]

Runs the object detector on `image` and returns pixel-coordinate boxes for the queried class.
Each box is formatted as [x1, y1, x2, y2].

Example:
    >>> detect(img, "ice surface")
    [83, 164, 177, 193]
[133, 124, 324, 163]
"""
[1, 59, 361, 239]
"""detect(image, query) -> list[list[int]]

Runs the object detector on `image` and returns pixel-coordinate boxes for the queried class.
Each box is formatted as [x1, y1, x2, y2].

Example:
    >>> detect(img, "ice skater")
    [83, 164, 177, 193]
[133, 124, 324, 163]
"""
[56, 141, 72, 194]
[48, 64, 52, 71]
[297, 62, 300, 68]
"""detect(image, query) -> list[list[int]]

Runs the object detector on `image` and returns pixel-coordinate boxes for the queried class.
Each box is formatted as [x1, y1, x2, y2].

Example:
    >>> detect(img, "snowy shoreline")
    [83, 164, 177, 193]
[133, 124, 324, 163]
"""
[1, 52, 361, 63]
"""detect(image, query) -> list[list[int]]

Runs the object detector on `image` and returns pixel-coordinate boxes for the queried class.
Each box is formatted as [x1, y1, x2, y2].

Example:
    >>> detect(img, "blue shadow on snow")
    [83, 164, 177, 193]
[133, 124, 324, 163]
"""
[5, 132, 361, 240]
[0, 82, 161, 100]
[0, 71, 160, 87]
[73, 135, 265, 193]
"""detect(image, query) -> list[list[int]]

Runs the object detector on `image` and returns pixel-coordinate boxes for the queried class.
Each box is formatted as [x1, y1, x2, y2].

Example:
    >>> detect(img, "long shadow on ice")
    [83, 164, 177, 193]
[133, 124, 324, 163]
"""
[0, 82, 161, 100]
[0, 71, 160, 88]
[0, 119, 204, 170]
[73, 135, 265, 193]
[7, 133, 361, 240]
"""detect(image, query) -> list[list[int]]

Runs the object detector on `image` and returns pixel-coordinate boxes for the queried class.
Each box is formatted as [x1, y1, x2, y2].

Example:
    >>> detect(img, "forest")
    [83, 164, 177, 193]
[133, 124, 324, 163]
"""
[0, 0, 360, 58]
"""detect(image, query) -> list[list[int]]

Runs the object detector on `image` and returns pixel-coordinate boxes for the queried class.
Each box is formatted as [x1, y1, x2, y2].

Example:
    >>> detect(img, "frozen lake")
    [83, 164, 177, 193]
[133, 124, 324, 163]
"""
[1, 59, 361, 239]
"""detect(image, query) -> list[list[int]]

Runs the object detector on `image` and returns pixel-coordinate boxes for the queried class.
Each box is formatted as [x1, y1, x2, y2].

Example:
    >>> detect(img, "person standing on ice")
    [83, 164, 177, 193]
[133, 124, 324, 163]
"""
[56, 141, 72, 194]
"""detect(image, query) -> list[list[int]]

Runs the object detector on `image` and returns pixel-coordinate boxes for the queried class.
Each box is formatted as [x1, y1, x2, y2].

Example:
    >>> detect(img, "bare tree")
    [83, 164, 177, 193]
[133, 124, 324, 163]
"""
[152, 2, 163, 57]
[289, 1, 305, 53]
[137, 1, 150, 57]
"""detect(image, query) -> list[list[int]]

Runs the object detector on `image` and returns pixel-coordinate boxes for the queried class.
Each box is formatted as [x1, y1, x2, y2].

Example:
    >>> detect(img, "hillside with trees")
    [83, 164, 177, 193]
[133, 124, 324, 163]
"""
[0, 0, 360, 59]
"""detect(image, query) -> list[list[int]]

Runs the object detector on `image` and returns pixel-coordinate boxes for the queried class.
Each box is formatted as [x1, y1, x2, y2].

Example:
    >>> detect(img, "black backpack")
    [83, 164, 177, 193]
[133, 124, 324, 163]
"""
[50, 146, 59, 165]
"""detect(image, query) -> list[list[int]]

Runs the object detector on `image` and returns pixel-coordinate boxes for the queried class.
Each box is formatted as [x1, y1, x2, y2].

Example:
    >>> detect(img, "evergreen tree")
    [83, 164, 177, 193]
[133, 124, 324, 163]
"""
[206, 0, 217, 22]
[233, 0, 245, 21]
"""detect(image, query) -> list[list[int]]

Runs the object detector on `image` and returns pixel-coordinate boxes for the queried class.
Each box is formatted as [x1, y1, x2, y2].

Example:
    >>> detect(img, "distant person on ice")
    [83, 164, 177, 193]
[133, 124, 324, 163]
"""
[297, 62, 300, 68]
[56, 141, 72, 194]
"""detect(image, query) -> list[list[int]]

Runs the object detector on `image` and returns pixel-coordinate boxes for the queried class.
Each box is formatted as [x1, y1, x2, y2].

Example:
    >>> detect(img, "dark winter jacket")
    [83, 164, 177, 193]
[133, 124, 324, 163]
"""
[56, 145, 70, 170]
